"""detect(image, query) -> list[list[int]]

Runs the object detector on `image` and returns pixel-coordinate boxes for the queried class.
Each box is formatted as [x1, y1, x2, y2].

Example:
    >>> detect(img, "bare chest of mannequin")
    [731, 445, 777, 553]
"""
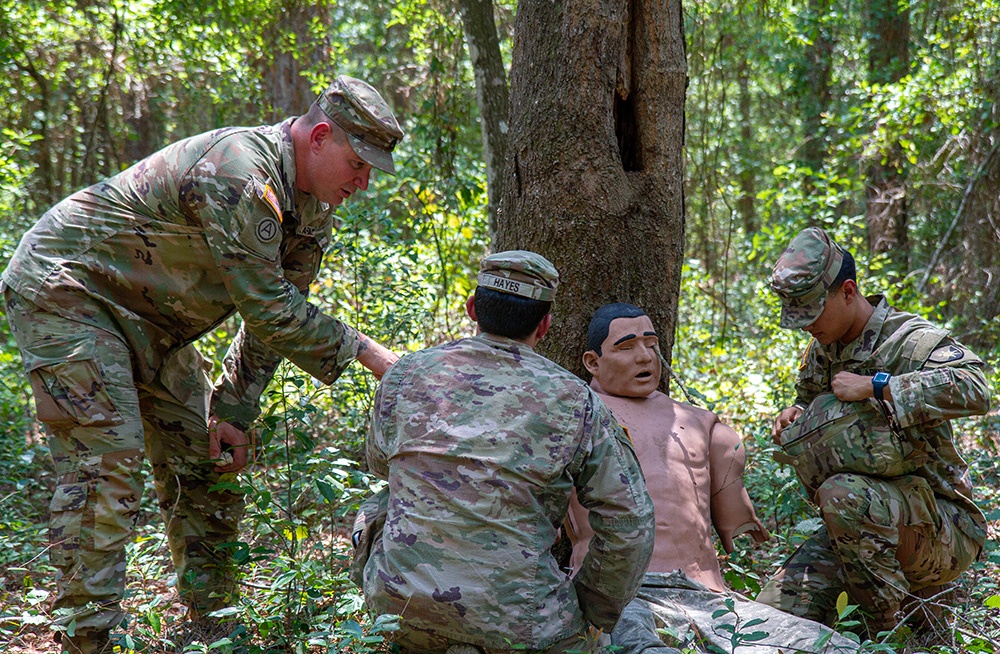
[569, 390, 727, 592]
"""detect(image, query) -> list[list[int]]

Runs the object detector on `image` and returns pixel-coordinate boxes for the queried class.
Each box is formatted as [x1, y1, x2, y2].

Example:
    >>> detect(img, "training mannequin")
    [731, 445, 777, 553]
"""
[566, 303, 858, 654]
[566, 304, 766, 591]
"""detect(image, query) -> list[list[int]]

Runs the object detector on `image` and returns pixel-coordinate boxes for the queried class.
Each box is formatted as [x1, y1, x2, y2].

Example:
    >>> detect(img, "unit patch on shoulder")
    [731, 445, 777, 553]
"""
[928, 344, 965, 364]
[256, 217, 279, 243]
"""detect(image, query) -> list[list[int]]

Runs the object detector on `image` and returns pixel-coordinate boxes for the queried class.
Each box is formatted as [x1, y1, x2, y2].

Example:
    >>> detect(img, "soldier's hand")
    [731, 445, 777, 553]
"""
[772, 406, 803, 443]
[831, 371, 872, 402]
[209, 415, 252, 473]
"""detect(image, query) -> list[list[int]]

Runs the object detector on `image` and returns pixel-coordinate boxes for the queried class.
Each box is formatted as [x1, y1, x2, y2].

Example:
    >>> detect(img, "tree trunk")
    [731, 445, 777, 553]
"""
[457, 0, 510, 241]
[496, 0, 687, 381]
[796, 0, 834, 190]
[737, 57, 756, 234]
[261, 0, 332, 120]
[865, 0, 910, 266]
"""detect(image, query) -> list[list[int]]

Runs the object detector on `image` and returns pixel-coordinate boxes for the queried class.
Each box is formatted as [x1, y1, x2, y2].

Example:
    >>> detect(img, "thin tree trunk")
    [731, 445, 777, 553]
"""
[798, 0, 834, 192]
[457, 0, 510, 241]
[865, 0, 910, 266]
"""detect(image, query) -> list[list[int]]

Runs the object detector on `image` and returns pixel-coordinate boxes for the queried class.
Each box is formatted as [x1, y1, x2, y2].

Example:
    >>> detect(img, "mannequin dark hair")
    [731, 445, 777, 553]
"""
[474, 287, 552, 339]
[587, 302, 648, 355]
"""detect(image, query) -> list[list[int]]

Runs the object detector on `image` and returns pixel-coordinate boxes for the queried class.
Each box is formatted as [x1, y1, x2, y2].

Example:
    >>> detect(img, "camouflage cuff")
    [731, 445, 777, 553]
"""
[209, 393, 260, 432]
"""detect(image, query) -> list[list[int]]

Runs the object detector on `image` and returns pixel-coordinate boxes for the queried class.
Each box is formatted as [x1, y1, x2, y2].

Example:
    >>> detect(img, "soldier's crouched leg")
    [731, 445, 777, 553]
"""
[4, 295, 145, 645]
[894, 495, 983, 639]
[756, 527, 845, 626]
[815, 473, 954, 635]
[142, 346, 246, 618]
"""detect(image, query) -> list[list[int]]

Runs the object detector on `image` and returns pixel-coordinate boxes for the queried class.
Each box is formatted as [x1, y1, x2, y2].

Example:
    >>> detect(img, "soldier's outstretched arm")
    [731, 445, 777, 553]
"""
[356, 332, 399, 380]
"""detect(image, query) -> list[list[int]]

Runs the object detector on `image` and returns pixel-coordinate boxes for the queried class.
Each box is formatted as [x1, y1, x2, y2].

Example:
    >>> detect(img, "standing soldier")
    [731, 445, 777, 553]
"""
[354, 251, 655, 653]
[2, 75, 403, 653]
[757, 227, 990, 638]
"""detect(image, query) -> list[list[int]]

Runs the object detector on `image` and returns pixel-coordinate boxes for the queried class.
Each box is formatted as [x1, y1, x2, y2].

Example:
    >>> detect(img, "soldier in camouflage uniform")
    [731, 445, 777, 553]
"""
[1, 75, 404, 653]
[757, 227, 990, 637]
[355, 251, 656, 653]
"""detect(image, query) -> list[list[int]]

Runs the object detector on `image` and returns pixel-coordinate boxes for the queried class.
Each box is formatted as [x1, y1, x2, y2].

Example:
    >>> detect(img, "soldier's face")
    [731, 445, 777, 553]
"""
[305, 127, 373, 205]
[802, 285, 853, 345]
[586, 315, 661, 398]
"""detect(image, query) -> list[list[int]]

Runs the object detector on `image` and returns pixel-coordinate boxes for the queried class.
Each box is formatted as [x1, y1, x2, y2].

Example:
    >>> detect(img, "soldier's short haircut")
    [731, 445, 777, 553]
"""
[474, 287, 552, 339]
[830, 249, 857, 293]
[304, 104, 349, 144]
[587, 302, 648, 356]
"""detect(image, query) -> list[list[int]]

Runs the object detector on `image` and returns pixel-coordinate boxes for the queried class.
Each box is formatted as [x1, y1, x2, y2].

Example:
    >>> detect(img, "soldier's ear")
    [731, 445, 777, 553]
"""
[842, 279, 859, 303]
[310, 122, 334, 151]
[465, 295, 477, 321]
[583, 350, 600, 376]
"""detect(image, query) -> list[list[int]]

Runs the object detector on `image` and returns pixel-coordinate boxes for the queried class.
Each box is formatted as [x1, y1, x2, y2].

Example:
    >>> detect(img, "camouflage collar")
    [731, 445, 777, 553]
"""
[824, 295, 889, 364]
[276, 118, 299, 208]
[476, 332, 537, 353]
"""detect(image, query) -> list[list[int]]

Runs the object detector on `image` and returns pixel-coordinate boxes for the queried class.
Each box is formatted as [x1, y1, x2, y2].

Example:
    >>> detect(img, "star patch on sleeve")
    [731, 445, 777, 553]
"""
[928, 344, 965, 364]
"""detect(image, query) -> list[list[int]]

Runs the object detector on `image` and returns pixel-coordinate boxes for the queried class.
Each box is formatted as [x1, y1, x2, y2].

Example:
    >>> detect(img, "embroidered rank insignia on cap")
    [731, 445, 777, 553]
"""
[928, 344, 965, 364]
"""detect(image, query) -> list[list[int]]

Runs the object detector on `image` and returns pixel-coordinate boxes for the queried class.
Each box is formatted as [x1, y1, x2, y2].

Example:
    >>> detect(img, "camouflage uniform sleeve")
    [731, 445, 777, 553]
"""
[571, 390, 655, 631]
[210, 229, 332, 428]
[793, 338, 828, 408]
[210, 326, 281, 429]
[183, 152, 361, 387]
[366, 356, 407, 480]
[890, 339, 990, 429]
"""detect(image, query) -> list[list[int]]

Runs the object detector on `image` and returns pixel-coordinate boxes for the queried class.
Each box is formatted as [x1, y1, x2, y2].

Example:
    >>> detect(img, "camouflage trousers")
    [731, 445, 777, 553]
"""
[4, 289, 245, 634]
[391, 624, 612, 653]
[756, 473, 983, 632]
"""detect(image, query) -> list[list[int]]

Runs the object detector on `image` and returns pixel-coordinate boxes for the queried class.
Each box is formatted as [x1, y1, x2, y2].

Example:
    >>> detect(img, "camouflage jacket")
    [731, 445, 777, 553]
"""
[793, 296, 990, 537]
[2, 118, 359, 427]
[364, 333, 655, 649]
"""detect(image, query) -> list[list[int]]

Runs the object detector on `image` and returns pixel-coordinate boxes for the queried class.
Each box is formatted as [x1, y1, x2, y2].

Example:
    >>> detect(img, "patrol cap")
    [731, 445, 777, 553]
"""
[316, 75, 405, 175]
[477, 250, 559, 302]
[770, 227, 846, 329]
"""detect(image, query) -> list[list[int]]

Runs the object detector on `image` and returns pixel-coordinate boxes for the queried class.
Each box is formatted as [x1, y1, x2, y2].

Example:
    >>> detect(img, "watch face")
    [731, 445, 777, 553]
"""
[873, 372, 890, 385]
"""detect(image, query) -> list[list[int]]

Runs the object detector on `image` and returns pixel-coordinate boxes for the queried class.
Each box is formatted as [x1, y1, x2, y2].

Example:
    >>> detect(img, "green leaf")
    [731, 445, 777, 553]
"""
[836, 591, 849, 617]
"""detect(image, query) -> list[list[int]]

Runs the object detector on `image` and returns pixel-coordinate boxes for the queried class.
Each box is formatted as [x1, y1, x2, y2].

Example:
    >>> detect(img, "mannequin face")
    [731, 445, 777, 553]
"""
[584, 315, 661, 398]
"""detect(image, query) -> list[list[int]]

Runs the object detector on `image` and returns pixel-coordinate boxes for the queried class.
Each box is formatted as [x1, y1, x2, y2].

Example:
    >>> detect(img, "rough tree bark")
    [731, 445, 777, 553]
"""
[457, 0, 510, 241]
[495, 0, 687, 381]
[865, 0, 910, 266]
[261, 0, 332, 120]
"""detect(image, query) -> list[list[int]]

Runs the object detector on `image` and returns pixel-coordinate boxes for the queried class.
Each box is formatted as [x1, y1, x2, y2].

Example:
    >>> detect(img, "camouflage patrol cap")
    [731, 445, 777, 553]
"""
[770, 227, 846, 329]
[316, 75, 405, 175]
[477, 250, 559, 302]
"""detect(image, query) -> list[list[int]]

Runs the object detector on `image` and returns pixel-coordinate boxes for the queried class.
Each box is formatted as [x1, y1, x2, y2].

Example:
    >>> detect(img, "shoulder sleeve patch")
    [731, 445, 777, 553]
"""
[928, 344, 966, 364]
[247, 177, 282, 223]
[799, 338, 816, 370]
[233, 178, 283, 260]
